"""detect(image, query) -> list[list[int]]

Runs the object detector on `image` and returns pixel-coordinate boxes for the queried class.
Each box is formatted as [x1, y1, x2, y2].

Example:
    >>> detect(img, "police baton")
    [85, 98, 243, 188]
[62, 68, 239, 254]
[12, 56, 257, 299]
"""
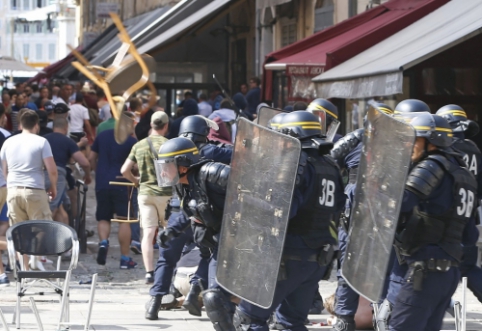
[212, 74, 248, 119]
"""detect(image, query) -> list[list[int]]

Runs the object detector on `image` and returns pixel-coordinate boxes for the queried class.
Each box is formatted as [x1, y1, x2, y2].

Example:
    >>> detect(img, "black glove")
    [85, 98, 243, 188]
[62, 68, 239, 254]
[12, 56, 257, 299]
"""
[157, 228, 179, 248]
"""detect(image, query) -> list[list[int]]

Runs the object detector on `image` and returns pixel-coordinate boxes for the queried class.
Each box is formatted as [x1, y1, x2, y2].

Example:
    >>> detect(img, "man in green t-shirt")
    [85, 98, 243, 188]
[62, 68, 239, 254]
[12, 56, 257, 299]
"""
[121, 111, 172, 283]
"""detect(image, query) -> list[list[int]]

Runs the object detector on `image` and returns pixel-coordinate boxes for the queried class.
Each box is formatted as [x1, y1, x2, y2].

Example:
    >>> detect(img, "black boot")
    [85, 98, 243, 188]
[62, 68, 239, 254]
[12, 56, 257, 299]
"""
[183, 282, 202, 316]
[332, 315, 356, 331]
[145, 295, 163, 320]
[309, 290, 324, 314]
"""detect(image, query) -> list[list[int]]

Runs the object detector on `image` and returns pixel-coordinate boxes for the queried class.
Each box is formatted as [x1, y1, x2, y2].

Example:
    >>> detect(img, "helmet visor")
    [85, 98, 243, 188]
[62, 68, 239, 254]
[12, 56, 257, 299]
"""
[308, 109, 327, 135]
[155, 158, 180, 187]
[326, 118, 340, 142]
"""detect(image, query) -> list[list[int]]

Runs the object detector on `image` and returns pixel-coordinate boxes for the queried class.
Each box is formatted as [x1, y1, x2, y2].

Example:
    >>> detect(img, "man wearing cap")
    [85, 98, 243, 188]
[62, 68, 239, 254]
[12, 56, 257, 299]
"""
[47, 103, 69, 130]
[121, 111, 172, 283]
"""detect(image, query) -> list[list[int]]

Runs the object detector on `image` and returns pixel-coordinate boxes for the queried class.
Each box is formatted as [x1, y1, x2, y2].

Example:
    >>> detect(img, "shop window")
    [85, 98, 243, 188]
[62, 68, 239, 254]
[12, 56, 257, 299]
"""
[314, 0, 334, 33]
[280, 18, 297, 48]
[422, 68, 482, 96]
[349, 0, 358, 17]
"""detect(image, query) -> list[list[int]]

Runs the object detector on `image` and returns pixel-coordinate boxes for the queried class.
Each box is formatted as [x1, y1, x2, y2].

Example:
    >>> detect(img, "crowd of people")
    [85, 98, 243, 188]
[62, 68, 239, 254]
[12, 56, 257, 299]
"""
[0, 77, 480, 331]
[0, 77, 262, 287]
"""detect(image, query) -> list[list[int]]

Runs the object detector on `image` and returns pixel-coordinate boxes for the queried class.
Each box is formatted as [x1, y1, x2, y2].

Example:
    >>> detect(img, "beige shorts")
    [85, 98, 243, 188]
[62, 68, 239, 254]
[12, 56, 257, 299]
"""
[138, 195, 170, 228]
[0, 186, 7, 211]
[7, 187, 53, 225]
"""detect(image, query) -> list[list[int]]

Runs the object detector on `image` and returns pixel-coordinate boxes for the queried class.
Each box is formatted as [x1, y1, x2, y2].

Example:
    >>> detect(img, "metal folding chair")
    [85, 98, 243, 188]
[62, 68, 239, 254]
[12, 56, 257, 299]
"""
[6, 220, 97, 330]
[73, 179, 89, 253]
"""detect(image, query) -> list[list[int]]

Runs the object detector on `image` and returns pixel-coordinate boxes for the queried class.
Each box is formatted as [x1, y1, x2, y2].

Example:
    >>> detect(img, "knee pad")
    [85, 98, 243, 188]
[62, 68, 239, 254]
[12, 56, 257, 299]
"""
[373, 299, 392, 331]
[202, 289, 235, 331]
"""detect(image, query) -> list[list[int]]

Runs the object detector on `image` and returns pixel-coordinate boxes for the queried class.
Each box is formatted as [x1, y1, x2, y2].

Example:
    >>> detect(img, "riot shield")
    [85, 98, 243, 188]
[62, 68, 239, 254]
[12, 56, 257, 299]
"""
[341, 108, 415, 303]
[257, 106, 287, 127]
[217, 118, 301, 308]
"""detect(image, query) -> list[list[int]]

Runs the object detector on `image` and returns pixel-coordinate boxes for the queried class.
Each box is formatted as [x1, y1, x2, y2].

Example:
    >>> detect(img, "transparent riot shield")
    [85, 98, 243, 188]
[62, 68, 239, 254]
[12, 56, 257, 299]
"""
[216, 118, 301, 308]
[257, 106, 286, 127]
[341, 108, 415, 303]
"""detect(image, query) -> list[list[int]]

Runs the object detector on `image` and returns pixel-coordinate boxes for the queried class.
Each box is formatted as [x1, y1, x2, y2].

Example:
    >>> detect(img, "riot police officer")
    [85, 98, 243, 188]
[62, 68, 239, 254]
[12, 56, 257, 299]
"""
[330, 102, 393, 331]
[178, 115, 232, 164]
[436, 104, 482, 304]
[156, 137, 234, 331]
[307, 98, 342, 142]
[146, 116, 232, 320]
[389, 113, 477, 331]
[233, 111, 345, 331]
[393, 99, 431, 114]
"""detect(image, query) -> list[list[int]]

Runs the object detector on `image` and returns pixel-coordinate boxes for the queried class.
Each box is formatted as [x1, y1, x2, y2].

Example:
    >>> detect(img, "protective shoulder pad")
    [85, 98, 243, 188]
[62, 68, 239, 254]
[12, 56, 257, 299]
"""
[295, 151, 309, 186]
[330, 128, 363, 161]
[406, 156, 447, 199]
[199, 162, 231, 189]
[464, 139, 481, 152]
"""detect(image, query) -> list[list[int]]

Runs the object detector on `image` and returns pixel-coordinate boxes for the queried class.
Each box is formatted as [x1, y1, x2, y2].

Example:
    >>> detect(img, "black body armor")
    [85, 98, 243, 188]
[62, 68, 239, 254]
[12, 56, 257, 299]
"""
[287, 150, 344, 249]
[188, 162, 230, 231]
[452, 138, 481, 178]
[396, 154, 477, 261]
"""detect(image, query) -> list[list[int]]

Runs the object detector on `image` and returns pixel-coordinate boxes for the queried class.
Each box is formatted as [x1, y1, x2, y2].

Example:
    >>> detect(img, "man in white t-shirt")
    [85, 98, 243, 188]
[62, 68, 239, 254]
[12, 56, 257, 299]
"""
[1, 110, 58, 270]
[69, 93, 94, 142]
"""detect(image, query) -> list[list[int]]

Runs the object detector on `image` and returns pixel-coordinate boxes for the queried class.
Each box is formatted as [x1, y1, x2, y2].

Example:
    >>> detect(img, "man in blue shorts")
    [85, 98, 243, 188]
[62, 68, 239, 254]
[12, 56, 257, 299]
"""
[89, 114, 138, 269]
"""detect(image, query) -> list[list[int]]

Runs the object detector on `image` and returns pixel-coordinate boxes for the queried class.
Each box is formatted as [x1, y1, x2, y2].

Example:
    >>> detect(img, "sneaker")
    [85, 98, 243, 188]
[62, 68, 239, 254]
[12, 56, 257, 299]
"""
[0, 276, 10, 287]
[120, 257, 137, 269]
[97, 240, 109, 265]
[145, 273, 154, 284]
[130, 241, 142, 255]
[40, 256, 53, 264]
[29, 256, 45, 271]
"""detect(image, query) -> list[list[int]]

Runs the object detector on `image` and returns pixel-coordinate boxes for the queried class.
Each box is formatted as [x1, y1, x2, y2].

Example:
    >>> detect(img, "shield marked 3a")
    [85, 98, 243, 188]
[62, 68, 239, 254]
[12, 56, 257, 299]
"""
[341, 108, 415, 302]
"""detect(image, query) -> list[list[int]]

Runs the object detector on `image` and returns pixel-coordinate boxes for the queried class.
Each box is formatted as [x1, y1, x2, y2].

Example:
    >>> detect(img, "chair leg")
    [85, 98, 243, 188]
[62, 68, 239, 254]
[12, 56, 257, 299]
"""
[84, 274, 98, 331]
[28, 297, 44, 331]
[57, 270, 71, 330]
[0, 307, 10, 331]
[15, 281, 20, 329]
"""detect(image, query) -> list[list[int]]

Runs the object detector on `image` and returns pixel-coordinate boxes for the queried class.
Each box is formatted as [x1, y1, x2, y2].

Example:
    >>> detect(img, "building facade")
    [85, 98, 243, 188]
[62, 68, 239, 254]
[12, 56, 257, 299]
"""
[77, 0, 182, 46]
[0, 0, 77, 69]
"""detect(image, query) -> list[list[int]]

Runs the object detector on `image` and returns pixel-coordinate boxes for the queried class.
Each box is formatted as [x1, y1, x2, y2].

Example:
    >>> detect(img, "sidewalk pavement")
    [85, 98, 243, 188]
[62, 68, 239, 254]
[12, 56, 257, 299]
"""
[1, 179, 481, 330]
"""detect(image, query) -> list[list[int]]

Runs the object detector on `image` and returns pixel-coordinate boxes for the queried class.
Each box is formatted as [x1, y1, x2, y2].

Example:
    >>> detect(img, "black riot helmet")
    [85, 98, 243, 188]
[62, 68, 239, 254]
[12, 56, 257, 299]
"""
[179, 115, 210, 143]
[436, 104, 480, 137]
[307, 98, 338, 125]
[374, 102, 394, 115]
[158, 137, 201, 167]
[278, 111, 323, 140]
[409, 113, 453, 148]
[267, 113, 287, 130]
[156, 137, 201, 187]
[394, 99, 430, 114]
